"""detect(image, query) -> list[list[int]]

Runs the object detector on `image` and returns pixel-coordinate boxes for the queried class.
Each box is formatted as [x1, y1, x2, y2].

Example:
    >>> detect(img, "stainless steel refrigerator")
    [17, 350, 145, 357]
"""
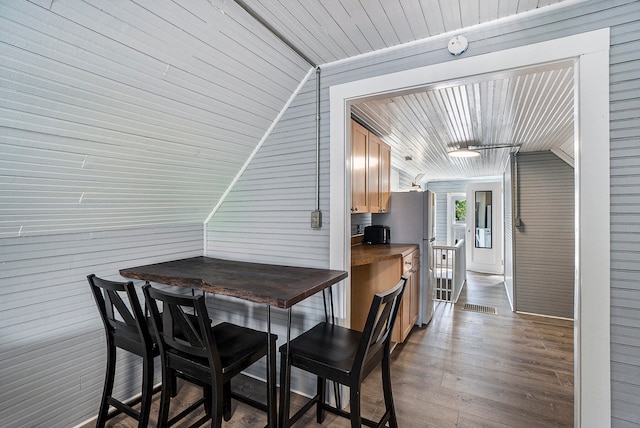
[372, 190, 436, 325]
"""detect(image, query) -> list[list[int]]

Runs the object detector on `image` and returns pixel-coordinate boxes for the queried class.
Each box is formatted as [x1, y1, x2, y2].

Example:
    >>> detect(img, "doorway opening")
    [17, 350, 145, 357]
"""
[329, 29, 610, 425]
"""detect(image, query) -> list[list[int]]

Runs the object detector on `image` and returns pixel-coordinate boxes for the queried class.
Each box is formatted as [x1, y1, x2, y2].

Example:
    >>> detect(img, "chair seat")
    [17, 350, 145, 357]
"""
[112, 318, 160, 355]
[215, 322, 274, 374]
[166, 322, 274, 381]
[280, 322, 361, 377]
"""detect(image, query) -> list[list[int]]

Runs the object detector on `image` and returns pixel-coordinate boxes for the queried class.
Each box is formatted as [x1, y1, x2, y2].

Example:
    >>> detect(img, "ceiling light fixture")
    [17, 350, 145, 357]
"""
[448, 144, 521, 158]
[448, 148, 481, 158]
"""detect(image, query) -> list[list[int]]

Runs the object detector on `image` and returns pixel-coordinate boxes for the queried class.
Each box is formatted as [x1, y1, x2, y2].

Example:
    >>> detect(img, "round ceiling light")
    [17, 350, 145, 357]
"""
[448, 148, 481, 158]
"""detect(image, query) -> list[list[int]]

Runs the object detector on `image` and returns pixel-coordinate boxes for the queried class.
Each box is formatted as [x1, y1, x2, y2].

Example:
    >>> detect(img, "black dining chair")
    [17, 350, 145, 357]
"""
[88, 274, 159, 428]
[142, 284, 277, 428]
[279, 277, 407, 428]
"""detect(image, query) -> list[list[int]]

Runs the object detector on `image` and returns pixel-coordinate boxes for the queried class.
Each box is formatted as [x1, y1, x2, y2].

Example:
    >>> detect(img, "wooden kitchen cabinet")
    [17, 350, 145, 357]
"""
[351, 245, 420, 343]
[398, 250, 419, 342]
[351, 120, 369, 213]
[350, 119, 391, 213]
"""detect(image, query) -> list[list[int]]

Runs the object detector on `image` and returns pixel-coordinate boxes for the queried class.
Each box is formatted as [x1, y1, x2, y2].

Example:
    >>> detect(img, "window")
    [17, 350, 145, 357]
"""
[455, 199, 466, 223]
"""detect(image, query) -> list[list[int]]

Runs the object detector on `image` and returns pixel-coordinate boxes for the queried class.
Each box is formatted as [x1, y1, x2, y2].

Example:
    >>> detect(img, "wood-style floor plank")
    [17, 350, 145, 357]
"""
[84, 272, 573, 427]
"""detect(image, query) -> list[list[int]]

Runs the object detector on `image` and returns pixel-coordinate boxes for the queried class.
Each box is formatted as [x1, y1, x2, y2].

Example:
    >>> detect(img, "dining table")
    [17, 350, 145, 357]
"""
[119, 255, 348, 428]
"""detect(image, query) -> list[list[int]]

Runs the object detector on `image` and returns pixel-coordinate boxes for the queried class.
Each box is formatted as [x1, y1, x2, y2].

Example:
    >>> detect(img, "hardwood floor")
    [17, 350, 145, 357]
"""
[86, 272, 573, 427]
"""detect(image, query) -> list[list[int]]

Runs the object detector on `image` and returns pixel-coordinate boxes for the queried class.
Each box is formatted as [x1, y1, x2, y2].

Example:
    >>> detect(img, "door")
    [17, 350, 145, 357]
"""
[466, 181, 503, 274]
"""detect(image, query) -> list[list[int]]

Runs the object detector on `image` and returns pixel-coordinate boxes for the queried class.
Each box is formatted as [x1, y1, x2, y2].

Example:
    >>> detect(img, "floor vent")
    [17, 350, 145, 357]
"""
[462, 303, 497, 315]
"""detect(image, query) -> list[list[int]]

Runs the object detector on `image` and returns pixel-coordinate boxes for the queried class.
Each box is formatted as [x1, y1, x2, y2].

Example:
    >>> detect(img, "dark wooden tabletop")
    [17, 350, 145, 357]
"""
[120, 256, 348, 309]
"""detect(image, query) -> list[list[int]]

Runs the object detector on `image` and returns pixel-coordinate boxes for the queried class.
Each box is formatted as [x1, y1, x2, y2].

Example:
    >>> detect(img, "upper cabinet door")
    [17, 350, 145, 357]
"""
[351, 120, 369, 213]
[379, 142, 391, 213]
[368, 132, 382, 213]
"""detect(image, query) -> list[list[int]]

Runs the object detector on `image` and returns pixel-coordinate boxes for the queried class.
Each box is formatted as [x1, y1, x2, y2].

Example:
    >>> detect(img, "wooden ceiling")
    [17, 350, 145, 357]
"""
[351, 61, 575, 182]
[237, 0, 576, 65]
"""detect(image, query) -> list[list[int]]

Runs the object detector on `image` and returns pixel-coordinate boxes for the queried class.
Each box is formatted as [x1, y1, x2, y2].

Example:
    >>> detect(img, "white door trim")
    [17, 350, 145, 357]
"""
[330, 28, 610, 427]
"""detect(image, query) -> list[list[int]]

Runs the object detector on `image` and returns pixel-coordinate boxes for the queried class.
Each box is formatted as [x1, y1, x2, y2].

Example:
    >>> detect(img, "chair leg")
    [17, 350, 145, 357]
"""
[222, 381, 231, 421]
[382, 353, 398, 428]
[169, 372, 178, 397]
[349, 383, 362, 428]
[279, 351, 291, 428]
[267, 337, 277, 428]
[157, 367, 173, 428]
[203, 385, 212, 416]
[211, 382, 224, 428]
[96, 341, 116, 428]
[316, 377, 326, 423]
[138, 353, 154, 428]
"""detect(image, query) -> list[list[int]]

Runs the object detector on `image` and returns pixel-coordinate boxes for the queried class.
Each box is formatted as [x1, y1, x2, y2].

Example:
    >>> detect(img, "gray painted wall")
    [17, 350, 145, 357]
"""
[504, 156, 515, 309]
[514, 152, 574, 318]
[0, 224, 203, 427]
[1, 0, 639, 426]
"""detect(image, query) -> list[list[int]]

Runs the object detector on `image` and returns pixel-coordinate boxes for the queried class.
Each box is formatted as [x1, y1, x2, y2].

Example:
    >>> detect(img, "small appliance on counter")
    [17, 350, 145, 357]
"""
[363, 225, 390, 244]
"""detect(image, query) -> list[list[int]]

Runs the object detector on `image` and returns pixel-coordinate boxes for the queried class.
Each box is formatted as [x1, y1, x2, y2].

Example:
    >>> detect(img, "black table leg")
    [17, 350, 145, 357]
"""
[266, 305, 277, 428]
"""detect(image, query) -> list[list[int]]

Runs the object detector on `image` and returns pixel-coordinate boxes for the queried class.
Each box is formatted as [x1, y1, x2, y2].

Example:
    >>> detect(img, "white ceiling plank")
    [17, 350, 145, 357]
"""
[420, 0, 447, 35]
[439, 0, 463, 32]
[399, 0, 432, 39]
[460, 0, 481, 28]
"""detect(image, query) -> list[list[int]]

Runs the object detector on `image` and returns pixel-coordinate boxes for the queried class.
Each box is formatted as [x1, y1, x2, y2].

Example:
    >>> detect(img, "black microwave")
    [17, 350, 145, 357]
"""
[363, 225, 390, 244]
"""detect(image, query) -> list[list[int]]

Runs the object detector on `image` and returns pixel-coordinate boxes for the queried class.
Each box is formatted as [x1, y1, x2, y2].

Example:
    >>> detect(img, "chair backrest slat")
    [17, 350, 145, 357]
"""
[106, 288, 137, 327]
[144, 285, 221, 366]
[354, 277, 406, 376]
[88, 274, 149, 343]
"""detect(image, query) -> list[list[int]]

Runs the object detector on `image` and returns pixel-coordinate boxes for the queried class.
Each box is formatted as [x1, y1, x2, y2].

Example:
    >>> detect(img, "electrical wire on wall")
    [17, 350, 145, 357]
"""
[512, 151, 521, 227]
[311, 66, 323, 228]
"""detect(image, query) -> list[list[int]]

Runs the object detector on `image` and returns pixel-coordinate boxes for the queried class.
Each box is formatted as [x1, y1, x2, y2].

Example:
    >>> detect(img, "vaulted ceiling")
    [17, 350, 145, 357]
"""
[0, 0, 581, 235]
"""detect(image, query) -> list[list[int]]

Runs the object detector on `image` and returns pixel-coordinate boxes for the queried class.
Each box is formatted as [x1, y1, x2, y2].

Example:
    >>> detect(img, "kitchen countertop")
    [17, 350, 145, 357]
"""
[351, 243, 418, 267]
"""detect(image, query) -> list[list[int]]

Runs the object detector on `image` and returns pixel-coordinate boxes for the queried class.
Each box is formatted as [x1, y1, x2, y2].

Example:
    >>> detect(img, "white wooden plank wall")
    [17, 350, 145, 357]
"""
[0, 224, 203, 427]
[0, 0, 309, 238]
[207, 1, 640, 424]
[608, 1, 640, 424]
